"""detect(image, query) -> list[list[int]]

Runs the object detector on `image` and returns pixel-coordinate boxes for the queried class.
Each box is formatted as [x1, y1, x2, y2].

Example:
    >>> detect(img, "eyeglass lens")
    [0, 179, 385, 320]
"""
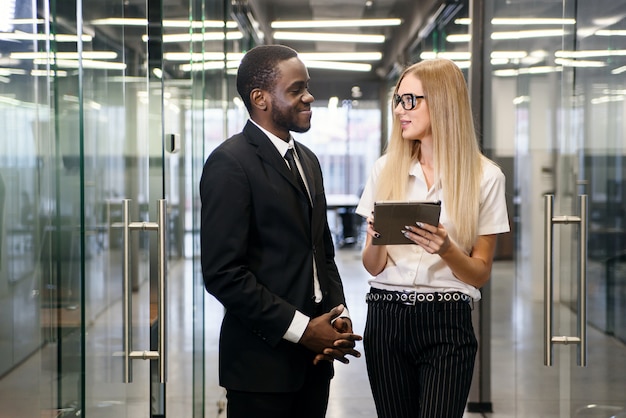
[393, 93, 424, 110]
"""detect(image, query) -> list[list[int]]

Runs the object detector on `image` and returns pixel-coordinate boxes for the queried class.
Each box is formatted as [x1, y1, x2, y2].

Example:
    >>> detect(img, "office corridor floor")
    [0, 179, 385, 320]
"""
[200, 246, 626, 418]
[200, 246, 489, 418]
[1, 245, 625, 417]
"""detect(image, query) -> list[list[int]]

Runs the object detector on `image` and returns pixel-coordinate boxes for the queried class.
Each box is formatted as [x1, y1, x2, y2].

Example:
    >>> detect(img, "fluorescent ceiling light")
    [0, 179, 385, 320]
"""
[513, 96, 530, 105]
[90, 18, 238, 29]
[90, 18, 146, 26]
[448, 29, 566, 42]
[34, 58, 126, 70]
[612, 65, 626, 74]
[180, 59, 371, 72]
[591, 95, 624, 104]
[274, 31, 385, 43]
[493, 66, 560, 77]
[447, 34, 471, 43]
[145, 31, 243, 43]
[165, 52, 222, 61]
[165, 51, 380, 63]
[556, 49, 626, 58]
[420, 51, 471, 60]
[164, 20, 238, 29]
[455, 18, 576, 25]
[301, 60, 371, 72]
[492, 29, 565, 40]
[11, 51, 118, 60]
[180, 61, 241, 72]
[164, 52, 245, 62]
[0, 31, 92, 42]
[491, 51, 528, 59]
[555, 58, 606, 68]
[596, 30, 626, 36]
[0, 67, 26, 75]
[421, 50, 529, 65]
[592, 16, 624, 27]
[492, 18, 575, 25]
[490, 58, 509, 65]
[31, 69, 68, 77]
[271, 18, 401, 28]
[524, 66, 561, 74]
[9, 18, 44, 25]
[298, 52, 382, 61]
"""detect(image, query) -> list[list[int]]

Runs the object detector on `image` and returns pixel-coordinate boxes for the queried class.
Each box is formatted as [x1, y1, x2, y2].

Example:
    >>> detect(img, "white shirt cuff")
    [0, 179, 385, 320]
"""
[283, 310, 309, 343]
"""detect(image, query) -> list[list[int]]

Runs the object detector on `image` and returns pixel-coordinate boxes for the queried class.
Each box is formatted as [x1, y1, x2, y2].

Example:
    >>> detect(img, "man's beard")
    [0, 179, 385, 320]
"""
[272, 106, 311, 133]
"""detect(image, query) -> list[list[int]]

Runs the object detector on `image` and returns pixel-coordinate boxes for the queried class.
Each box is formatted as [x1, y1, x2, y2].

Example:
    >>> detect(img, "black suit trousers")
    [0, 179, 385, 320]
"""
[225, 358, 332, 418]
[364, 298, 478, 418]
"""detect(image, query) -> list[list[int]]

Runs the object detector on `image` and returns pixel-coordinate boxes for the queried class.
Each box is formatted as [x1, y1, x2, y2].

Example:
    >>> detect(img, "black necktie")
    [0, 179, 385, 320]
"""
[285, 148, 310, 200]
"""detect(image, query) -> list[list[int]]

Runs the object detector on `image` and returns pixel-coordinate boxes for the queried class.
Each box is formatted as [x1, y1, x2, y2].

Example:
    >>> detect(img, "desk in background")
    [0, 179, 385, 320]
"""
[326, 194, 362, 247]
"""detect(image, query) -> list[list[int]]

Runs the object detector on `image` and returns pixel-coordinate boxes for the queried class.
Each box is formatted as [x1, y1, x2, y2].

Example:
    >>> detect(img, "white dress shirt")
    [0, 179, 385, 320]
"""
[356, 155, 510, 301]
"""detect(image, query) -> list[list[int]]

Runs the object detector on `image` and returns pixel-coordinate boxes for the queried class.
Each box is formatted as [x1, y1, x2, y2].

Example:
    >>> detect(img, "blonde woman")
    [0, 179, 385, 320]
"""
[355, 58, 510, 418]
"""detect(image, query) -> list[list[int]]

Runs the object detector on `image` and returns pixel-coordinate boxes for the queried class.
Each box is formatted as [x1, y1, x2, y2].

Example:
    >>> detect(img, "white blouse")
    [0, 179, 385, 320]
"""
[355, 155, 510, 301]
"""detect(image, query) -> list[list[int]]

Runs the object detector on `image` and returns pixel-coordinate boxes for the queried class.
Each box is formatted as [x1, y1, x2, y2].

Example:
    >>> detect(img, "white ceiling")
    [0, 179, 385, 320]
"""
[42, 0, 626, 102]
[244, 0, 447, 99]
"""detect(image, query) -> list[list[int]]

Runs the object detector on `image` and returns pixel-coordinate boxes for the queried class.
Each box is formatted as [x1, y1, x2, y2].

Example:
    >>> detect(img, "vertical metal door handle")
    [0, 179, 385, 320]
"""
[544, 195, 553, 367]
[122, 199, 133, 382]
[543, 194, 587, 367]
[121, 199, 168, 383]
[157, 199, 167, 383]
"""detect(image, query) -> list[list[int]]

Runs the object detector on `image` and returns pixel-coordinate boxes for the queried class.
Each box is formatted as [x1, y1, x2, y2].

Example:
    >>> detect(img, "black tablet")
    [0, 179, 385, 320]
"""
[372, 201, 441, 245]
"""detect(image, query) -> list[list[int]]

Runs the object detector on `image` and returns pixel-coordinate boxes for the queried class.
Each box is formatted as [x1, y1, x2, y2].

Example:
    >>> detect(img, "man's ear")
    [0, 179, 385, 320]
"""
[250, 89, 267, 111]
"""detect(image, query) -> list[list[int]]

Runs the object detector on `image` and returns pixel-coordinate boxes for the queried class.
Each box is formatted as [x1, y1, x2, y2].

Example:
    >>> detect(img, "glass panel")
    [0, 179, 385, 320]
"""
[159, 0, 220, 416]
[0, 0, 85, 415]
[489, 0, 572, 414]
[569, 0, 626, 416]
[484, 0, 626, 415]
[2, 0, 216, 415]
[80, 0, 151, 414]
[186, 0, 209, 416]
[189, 1, 235, 415]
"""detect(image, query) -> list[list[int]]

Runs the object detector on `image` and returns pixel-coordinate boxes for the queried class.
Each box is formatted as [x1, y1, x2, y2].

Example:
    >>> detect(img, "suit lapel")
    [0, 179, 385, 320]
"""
[243, 122, 313, 206]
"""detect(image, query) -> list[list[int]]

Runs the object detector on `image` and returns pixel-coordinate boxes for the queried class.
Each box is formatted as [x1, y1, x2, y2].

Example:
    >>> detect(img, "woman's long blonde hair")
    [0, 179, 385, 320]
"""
[375, 58, 484, 251]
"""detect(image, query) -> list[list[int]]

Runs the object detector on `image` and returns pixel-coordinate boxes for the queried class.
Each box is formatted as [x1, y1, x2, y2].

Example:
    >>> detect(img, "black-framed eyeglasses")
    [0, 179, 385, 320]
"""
[393, 93, 426, 110]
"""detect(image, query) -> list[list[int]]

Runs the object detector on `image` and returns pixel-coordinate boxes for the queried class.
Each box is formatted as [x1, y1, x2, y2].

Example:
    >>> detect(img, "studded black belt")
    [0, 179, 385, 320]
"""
[365, 289, 471, 306]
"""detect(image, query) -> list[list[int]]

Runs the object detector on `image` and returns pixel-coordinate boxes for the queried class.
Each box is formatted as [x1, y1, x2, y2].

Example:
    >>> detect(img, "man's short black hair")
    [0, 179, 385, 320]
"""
[236, 44, 299, 112]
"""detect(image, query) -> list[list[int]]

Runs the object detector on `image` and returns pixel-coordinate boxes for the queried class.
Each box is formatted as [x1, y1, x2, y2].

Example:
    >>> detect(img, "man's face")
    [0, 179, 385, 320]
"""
[267, 57, 315, 138]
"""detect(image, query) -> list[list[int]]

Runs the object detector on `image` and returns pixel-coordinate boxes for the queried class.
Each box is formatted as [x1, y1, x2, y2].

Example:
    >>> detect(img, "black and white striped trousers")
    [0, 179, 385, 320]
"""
[363, 293, 478, 418]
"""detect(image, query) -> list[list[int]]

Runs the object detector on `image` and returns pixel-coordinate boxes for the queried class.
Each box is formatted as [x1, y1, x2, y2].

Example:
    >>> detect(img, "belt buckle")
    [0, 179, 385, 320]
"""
[399, 291, 416, 306]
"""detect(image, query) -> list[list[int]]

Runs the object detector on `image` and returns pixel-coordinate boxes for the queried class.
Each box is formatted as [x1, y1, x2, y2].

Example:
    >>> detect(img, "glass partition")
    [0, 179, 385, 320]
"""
[0, 0, 218, 415]
[409, 0, 626, 415]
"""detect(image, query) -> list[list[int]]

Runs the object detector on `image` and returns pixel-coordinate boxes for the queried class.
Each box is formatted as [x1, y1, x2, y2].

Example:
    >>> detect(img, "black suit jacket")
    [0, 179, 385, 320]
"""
[200, 121, 347, 392]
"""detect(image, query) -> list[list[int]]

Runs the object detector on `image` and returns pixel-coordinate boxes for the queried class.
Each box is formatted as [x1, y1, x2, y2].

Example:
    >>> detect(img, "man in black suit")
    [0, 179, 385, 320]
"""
[200, 44, 362, 418]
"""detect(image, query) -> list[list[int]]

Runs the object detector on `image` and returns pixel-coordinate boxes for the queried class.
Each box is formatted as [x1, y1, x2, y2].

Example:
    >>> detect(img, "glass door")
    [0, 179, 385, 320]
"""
[495, 0, 626, 416]
[407, 0, 626, 415]
[81, 0, 169, 415]
[81, 0, 209, 416]
[559, 0, 626, 415]
[0, 1, 61, 416]
[0, 0, 210, 415]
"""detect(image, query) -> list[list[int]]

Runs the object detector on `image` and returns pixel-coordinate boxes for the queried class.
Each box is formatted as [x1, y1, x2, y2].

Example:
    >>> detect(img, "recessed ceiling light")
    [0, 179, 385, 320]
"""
[271, 19, 401, 29]
[274, 31, 385, 43]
